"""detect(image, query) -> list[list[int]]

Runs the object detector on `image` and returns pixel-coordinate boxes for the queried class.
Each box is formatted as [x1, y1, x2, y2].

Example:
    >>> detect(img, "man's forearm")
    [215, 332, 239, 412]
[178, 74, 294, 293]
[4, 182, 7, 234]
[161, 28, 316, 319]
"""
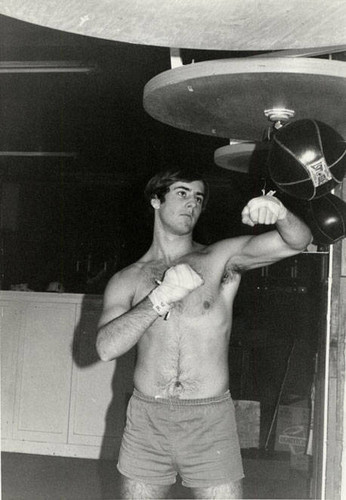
[96, 297, 159, 361]
[276, 210, 312, 251]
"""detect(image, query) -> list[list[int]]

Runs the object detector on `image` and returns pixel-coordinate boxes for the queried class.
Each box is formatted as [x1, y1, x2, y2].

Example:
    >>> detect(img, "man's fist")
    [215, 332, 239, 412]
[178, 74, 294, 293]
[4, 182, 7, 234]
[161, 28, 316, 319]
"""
[242, 194, 287, 227]
[149, 263, 204, 316]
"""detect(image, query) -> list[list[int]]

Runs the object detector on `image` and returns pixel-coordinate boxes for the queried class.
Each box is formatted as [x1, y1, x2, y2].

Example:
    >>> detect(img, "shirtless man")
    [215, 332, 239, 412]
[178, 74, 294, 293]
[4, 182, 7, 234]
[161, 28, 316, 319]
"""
[96, 167, 312, 499]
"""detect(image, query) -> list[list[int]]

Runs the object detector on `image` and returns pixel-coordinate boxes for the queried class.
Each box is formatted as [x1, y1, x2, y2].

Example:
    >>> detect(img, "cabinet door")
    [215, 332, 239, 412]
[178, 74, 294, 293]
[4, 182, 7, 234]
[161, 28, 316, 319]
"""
[69, 300, 135, 456]
[12, 302, 75, 443]
[1, 302, 22, 438]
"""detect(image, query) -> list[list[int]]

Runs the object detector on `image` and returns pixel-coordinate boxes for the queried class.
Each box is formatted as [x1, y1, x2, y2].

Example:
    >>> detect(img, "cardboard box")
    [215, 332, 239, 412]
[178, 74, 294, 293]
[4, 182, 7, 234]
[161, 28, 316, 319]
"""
[275, 405, 311, 471]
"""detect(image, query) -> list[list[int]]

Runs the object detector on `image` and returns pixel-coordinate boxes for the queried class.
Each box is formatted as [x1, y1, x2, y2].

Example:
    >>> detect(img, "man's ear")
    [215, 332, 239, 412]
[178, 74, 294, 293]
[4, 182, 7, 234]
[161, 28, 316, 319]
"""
[151, 197, 161, 210]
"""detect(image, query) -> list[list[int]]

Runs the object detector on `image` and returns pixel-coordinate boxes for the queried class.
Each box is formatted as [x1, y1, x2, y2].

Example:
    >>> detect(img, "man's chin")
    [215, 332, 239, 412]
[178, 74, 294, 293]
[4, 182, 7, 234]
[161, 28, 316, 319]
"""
[172, 223, 193, 236]
[178, 225, 194, 236]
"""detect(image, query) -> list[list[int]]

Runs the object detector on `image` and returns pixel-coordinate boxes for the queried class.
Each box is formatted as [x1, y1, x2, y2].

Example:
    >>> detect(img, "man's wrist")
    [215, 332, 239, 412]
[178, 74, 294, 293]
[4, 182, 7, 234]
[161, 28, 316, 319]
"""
[148, 289, 172, 316]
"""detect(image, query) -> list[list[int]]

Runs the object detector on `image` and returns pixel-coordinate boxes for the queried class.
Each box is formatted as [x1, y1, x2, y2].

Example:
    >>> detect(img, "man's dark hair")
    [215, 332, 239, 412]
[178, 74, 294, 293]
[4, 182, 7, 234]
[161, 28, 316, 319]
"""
[144, 167, 209, 210]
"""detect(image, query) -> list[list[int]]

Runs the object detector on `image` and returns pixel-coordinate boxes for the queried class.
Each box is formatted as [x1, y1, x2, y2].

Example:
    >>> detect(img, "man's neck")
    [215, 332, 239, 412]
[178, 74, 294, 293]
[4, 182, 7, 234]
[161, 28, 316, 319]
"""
[148, 232, 196, 264]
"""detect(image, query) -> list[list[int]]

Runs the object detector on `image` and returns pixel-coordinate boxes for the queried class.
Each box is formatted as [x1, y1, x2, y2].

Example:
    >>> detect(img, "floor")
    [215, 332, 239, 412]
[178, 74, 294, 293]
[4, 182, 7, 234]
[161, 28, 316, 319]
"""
[1, 451, 311, 499]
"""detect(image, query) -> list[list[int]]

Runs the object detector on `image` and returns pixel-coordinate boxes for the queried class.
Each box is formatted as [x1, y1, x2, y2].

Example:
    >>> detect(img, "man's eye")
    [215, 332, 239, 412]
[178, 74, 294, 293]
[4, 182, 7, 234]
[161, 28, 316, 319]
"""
[197, 198, 203, 204]
[178, 191, 186, 197]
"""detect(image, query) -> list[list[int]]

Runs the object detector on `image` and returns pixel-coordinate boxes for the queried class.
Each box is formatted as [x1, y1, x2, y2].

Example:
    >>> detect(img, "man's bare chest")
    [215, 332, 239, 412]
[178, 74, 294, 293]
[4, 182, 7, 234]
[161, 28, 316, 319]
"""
[136, 256, 208, 293]
[133, 256, 238, 313]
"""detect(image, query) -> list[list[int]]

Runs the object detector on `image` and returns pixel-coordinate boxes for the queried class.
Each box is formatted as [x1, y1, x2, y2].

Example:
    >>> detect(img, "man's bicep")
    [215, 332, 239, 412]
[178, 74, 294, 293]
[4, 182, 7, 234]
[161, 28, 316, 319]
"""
[210, 232, 296, 273]
[228, 231, 298, 271]
[207, 236, 253, 275]
[98, 276, 134, 329]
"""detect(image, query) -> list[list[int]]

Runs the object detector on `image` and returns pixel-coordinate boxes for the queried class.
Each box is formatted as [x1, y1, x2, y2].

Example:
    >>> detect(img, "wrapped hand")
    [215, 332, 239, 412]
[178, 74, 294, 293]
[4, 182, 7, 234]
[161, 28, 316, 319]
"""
[242, 193, 287, 227]
[149, 263, 203, 316]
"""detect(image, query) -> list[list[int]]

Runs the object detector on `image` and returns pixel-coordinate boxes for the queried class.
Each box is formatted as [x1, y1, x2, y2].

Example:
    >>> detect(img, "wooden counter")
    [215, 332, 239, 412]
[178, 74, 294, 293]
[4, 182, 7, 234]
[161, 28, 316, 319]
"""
[1, 291, 135, 459]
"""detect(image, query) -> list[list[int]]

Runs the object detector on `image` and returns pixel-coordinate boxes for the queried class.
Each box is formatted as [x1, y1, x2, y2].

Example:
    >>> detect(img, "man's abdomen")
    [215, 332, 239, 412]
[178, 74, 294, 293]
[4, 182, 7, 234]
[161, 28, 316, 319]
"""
[134, 327, 230, 399]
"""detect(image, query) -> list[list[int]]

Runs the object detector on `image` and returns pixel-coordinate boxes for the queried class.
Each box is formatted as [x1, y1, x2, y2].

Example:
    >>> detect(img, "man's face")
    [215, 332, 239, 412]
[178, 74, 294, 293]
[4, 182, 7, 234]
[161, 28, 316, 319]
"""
[153, 180, 205, 235]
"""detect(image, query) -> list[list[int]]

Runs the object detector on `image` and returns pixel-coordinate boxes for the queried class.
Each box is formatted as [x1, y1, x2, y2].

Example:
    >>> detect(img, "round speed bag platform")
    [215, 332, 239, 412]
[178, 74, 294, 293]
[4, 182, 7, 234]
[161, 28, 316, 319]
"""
[143, 58, 346, 142]
[214, 142, 269, 174]
[3, 1, 346, 50]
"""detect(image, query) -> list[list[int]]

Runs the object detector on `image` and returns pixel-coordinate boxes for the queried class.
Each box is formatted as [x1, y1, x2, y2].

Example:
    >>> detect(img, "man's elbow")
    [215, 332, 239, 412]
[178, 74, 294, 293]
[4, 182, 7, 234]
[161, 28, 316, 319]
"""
[96, 333, 117, 362]
[301, 228, 314, 250]
[291, 232, 313, 252]
[97, 347, 113, 362]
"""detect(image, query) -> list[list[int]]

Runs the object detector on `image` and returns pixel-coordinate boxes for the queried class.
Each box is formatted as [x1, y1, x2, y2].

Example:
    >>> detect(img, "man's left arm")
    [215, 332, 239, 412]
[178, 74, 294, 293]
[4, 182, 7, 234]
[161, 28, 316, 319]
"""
[225, 193, 312, 272]
[242, 193, 312, 251]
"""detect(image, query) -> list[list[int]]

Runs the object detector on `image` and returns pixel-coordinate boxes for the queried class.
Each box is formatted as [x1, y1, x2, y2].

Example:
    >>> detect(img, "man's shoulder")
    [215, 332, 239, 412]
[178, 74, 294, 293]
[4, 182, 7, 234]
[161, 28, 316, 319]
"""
[104, 262, 143, 292]
[112, 261, 145, 281]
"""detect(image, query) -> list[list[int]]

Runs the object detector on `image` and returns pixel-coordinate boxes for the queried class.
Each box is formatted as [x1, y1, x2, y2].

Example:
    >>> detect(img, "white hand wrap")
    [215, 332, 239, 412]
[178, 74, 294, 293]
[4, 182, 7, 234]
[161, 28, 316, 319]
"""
[149, 263, 204, 317]
[242, 191, 287, 226]
[249, 193, 287, 219]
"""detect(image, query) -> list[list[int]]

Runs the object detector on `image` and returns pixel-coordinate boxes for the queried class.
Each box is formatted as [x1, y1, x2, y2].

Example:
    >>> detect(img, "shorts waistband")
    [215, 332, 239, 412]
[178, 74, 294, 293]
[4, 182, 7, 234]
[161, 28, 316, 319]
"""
[132, 388, 231, 406]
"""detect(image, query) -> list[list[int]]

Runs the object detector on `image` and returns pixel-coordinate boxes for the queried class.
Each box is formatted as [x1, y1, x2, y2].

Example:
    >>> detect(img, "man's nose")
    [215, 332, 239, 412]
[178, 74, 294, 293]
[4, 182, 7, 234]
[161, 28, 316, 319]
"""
[187, 197, 198, 208]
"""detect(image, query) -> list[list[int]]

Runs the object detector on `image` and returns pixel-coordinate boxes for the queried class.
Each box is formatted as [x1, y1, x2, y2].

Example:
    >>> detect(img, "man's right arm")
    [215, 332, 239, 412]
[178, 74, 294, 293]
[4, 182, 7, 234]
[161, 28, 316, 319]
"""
[96, 263, 204, 362]
[96, 293, 159, 362]
[96, 267, 160, 361]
